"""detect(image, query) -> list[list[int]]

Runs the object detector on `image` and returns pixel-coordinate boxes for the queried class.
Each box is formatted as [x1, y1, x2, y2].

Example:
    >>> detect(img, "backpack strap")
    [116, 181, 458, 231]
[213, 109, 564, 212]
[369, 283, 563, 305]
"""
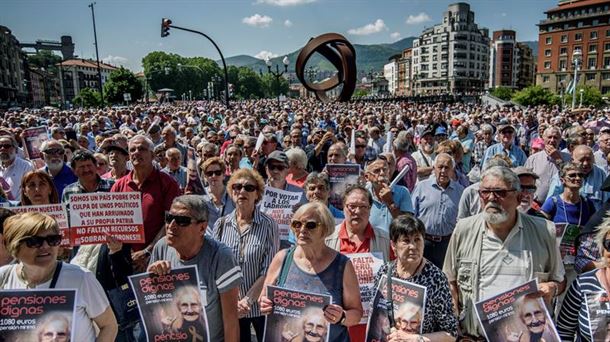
[277, 248, 295, 287]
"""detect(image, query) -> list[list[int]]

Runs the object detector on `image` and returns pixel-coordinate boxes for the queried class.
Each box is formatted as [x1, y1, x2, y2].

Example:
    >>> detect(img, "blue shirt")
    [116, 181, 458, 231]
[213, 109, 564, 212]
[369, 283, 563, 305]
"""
[540, 195, 595, 226]
[318, 119, 337, 132]
[546, 165, 609, 211]
[366, 182, 414, 232]
[411, 178, 464, 236]
[481, 142, 527, 168]
[43, 164, 77, 199]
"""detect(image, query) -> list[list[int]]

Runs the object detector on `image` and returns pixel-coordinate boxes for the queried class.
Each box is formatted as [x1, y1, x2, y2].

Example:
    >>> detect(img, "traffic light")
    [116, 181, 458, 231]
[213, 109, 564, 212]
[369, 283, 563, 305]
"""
[161, 18, 172, 37]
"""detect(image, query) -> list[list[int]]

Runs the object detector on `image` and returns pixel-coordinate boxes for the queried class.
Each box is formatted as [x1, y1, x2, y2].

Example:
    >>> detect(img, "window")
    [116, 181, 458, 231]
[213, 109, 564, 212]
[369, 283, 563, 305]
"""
[542, 75, 550, 83]
[559, 59, 567, 70]
[574, 46, 582, 53]
[604, 56, 610, 68]
[590, 44, 597, 53]
[588, 57, 597, 69]
[561, 34, 568, 43]
[560, 47, 568, 55]
[603, 73, 610, 80]
[545, 49, 552, 57]
[546, 37, 552, 45]
[544, 61, 551, 69]
[605, 43, 610, 51]
[587, 73, 596, 81]
[591, 31, 598, 39]
[575, 33, 583, 41]
[558, 74, 567, 82]
[607, 29, 610, 37]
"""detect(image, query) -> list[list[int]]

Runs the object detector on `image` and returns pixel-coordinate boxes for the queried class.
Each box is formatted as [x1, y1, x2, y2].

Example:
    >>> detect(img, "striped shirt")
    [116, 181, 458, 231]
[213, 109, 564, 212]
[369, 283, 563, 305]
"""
[213, 208, 279, 318]
[556, 269, 604, 341]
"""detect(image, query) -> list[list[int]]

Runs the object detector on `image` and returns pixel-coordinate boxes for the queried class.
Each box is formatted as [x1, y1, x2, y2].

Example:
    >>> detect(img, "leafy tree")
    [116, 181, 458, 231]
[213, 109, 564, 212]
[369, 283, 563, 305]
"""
[260, 73, 289, 98]
[236, 67, 264, 99]
[490, 86, 514, 101]
[103, 67, 143, 104]
[511, 85, 559, 106]
[353, 89, 369, 98]
[27, 51, 62, 73]
[572, 85, 604, 107]
[72, 88, 102, 108]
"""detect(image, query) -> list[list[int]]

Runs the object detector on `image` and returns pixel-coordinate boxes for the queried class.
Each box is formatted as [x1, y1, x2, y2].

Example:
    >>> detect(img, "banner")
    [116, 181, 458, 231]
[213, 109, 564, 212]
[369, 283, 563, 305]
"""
[554, 223, 580, 264]
[68, 192, 145, 245]
[0, 289, 76, 342]
[585, 291, 610, 341]
[21, 126, 48, 160]
[260, 187, 303, 241]
[129, 266, 209, 342]
[475, 280, 560, 342]
[327, 164, 361, 209]
[11, 204, 70, 247]
[348, 253, 384, 325]
[263, 285, 331, 342]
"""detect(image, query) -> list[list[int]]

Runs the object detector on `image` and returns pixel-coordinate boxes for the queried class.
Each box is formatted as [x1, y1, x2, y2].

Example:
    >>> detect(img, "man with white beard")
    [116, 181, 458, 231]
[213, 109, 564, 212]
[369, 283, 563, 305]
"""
[443, 166, 565, 340]
[0, 134, 34, 201]
[39, 139, 77, 197]
[512, 166, 546, 218]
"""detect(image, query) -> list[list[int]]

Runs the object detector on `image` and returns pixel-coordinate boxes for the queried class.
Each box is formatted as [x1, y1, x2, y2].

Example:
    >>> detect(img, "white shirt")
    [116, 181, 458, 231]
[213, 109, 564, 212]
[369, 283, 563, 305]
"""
[0, 157, 34, 201]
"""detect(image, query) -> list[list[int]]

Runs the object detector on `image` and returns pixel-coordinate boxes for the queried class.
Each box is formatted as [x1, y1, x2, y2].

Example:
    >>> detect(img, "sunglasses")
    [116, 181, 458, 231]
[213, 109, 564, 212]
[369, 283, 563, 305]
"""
[268, 164, 286, 171]
[0, 144, 13, 150]
[565, 173, 585, 179]
[604, 238, 610, 252]
[21, 234, 62, 248]
[521, 185, 537, 194]
[165, 212, 201, 227]
[356, 145, 366, 149]
[43, 148, 64, 156]
[479, 189, 517, 199]
[205, 170, 223, 177]
[231, 183, 257, 192]
[290, 220, 320, 230]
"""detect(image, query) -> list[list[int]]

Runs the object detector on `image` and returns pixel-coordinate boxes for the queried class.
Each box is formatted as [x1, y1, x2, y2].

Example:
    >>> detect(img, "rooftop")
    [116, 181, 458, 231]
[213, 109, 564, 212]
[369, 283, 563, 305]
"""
[57, 59, 118, 71]
[546, 0, 609, 13]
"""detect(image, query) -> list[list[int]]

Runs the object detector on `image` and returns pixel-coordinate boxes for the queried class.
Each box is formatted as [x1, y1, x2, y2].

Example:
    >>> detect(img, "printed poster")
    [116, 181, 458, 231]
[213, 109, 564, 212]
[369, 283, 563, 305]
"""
[10, 204, 70, 247]
[365, 275, 426, 341]
[326, 164, 361, 209]
[129, 266, 209, 342]
[554, 223, 581, 264]
[348, 253, 384, 325]
[474, 280, 560, 342]
[68, 192, 145, 245]
[0, 289, 76, 342]
[21, 126, 48, 160]
[263, 285, 331, 342]
[260, 187, 303, 241]
[585, 291, 610, 341]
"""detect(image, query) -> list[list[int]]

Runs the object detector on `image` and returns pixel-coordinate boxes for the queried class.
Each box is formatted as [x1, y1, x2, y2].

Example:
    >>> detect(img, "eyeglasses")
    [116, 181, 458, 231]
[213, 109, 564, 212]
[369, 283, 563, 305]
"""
[345, 203, 371, 212]
[21, 234, 62, 248]
[267, 164, 286, 171]
[231, 183, 257, 192]
[521, 185, 537, 194]
[43, 148, 64, 156]
[478, 189, 517, 199]
[290, 220, 320, 230]
[356, 145, 366, 149]
[0, 144, 13, 150]
[165, 212, 202, 227]
[603, 238, 610, 252]
[565, 173, 585, 179]
[205, 170, 223, 177]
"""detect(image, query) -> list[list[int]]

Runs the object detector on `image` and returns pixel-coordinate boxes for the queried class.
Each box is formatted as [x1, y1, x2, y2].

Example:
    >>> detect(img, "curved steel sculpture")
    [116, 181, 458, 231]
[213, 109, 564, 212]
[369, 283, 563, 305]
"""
[295, 33, 357, 102]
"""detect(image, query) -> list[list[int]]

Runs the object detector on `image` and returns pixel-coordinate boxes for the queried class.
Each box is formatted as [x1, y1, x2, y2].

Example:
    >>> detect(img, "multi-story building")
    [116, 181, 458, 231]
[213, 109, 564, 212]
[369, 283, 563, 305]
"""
[397, 48, 413, 96]
[489, 30, 536, 89]
[412, 2, 490, 95]
[57, 58, 117, 103]
[384, 55, 400, 95]
[0, 25, 27, 107]
[537, 0, 610, 94]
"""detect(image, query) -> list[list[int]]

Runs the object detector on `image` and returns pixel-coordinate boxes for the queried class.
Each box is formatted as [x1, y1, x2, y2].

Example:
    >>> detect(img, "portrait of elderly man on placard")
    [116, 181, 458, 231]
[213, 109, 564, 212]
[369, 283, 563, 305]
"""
[161, 285, 208, 342]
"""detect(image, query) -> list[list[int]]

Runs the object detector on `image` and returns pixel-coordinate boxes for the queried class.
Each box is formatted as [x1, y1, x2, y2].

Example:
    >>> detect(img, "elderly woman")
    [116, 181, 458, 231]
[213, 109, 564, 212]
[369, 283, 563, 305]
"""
[557, 216, 610, 341]
[0, 212, 118, 341]
[286, 147, 309, 188]
[19, 170, 59, 205]
[213, 168, 279, 342]
[201, 157, 234, 230]
[259, 202, 364, 342]
[372, 215, 458, 341]
[223, 144, 243, 178]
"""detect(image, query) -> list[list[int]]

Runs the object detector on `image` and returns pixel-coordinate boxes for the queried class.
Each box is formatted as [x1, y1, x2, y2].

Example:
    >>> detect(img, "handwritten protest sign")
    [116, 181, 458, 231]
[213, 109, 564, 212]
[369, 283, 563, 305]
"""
[130, 266, 209, 342]
[586, 291, 610, 341]
[263, 286, 331, 342]
[348, 253, 384, 325]
[0, 289, 76, 341]
[11, 204, 70, 247]
[260, 187, 303, 241]
[475, 280, 559, 342]
[68, 192, 144, 245]
[21, 126, 48, 160]
[327, 164, 361, 209]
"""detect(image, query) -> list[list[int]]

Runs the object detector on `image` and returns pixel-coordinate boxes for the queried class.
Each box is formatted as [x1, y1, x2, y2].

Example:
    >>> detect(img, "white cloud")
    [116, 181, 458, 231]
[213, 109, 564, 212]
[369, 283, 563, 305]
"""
[406, 12, 431, 25]
[347, 19, 388, 36]
[284, 19, 293, 27]
[501, 12, 507, 17]
[255, 50, 278, 60]
[102, 55, 129, 67]
[242, 14, 273, 28]
[256, 0, 315, 6]
[390, 32, 401, 40]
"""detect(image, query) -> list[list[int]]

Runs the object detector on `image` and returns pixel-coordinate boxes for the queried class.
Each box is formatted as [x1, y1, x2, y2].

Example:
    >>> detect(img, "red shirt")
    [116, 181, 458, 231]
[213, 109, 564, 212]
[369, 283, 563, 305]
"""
[111, 168, 181, 251]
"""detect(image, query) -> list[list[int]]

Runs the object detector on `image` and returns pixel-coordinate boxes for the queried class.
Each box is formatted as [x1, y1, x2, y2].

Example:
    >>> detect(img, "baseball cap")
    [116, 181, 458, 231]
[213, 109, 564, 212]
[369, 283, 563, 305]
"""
[266, 151, 288, 166]
[512, 166, 539, 180]
[498, 124, 516, 133]
[434, 126, 447, 136]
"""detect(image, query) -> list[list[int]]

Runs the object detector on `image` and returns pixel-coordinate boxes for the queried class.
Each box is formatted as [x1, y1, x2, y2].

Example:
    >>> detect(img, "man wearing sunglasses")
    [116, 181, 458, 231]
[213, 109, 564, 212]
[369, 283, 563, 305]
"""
[40, 139, 77, 198]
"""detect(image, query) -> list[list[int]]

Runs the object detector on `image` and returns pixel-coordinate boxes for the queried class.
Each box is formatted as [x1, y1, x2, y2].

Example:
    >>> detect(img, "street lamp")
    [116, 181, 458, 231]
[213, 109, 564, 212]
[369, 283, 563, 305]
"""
[572, 49, 582, 110]
[263, 55, 289, 106]
[580, 88, 585, 107]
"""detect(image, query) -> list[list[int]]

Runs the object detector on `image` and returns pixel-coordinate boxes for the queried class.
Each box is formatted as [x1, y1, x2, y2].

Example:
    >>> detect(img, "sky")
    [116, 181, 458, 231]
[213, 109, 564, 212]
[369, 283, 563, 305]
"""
[2, 0, 558, 72]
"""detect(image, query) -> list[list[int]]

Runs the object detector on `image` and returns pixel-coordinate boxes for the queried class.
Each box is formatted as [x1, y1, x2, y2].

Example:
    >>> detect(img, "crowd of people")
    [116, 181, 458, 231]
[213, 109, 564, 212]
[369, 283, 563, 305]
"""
[0, 98, 610, 341]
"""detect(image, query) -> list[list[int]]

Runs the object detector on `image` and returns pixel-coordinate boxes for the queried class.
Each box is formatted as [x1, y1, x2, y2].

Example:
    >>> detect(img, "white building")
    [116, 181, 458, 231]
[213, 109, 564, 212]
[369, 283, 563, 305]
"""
[412, 2, 490, 94]
[383, 58, 399, 95]
[57, 59, 117, 103]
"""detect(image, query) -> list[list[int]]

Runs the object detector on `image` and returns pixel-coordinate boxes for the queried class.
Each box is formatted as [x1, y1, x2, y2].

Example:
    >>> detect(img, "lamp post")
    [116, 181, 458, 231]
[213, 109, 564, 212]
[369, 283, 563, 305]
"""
[263, 56, 289, 106]
[572, 49, 582, 110]
[580, 88, 584, 107]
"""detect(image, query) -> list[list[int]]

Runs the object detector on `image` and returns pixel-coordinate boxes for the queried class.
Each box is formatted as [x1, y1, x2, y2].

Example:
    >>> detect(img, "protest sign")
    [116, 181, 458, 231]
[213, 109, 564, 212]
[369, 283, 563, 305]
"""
[366, 275, 426, 341]
[326, 163, 361, 209]
[21, 126, 48, 160]
[68, 192, 144, 245]
[263, 285, 331, 342]
[0, 289, 76, 342]
[348, 253, 384, 325]
[11, 204, 70, 247]
[586, 291, 610, 341]
[185, 148, 204, 195]
[475, 280, 560, 342]
[554, 223, 580, 264]
[260, 187, 303, 241]
[129, 266, 209, 342]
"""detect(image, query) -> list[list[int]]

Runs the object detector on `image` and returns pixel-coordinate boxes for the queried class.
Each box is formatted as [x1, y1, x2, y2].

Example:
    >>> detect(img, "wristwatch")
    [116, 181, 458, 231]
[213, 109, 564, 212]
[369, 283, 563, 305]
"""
[338, 310, 346, 325]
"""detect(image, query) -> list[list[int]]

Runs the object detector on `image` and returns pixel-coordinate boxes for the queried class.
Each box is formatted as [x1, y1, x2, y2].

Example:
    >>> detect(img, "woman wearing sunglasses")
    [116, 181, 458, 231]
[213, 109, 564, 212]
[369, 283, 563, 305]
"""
[0, 212, 118, 341]
[259, 202, 363, 342]
[201, 157, 234, 230]
[557, 216, 610, 341]
[213, 168, 279, 342]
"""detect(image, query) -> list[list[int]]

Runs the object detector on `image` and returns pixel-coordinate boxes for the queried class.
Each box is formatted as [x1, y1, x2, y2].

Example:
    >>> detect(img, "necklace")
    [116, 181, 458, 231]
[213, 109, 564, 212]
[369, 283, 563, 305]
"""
[19, 263, 56, 289]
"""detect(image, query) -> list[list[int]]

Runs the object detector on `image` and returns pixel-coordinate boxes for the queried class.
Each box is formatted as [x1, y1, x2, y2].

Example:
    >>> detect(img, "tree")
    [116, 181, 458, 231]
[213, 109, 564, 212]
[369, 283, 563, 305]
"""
[236, 67, 264, 99]
[103, 67, 143, 104]
[72, 88, 102, 108]
[27, 50, 62, 73]
[490, 86, 514, 101]
[511, 85, 560, 106]
[260, 73, 289, 98]
[572, 85, 604, 107]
